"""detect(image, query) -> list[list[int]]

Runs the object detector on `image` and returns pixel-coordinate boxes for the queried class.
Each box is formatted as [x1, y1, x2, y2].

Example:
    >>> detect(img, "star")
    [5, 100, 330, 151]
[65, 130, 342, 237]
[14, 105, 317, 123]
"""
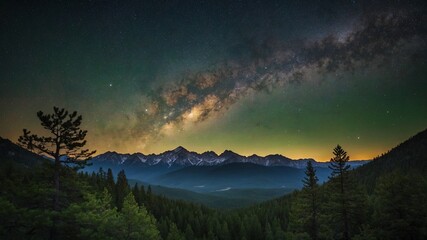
[2, 0, 426, 163]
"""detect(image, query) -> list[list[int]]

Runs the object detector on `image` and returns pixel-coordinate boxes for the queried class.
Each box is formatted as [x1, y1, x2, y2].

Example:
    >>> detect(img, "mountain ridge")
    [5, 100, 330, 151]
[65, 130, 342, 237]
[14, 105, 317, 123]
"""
[91, 146, 368, 168]
[0, 136, 47, 166]
[353, 128, 427, 190]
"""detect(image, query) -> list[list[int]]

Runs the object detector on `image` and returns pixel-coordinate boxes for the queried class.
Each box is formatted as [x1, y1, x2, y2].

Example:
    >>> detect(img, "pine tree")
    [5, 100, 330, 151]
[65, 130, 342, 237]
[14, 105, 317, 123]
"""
[64, 189, 118, 240]
[372, 172, 427, 240]
[147, 185, 152, 195]
[248, 216, 263, 240]
[96, 168, 106, 190]
[220, 222, 230, 240]
[185, 224, 195, 240]
[115, 170, 129, 210]
[328, 145, 354, 240]
[132, 183, 141, 206]
[139, 185, 146, 204]
[166, 223, 185, 240]
[272, 218, 286, 240]
[18, 107, 95, 239]
[146, 185, 153, 207]
[106, 168, 115, 193]
[157, 218, 169, 240]
[116, 192, 161, 240]
[302, 161, 319, 240]
[265, 222, 274, 240]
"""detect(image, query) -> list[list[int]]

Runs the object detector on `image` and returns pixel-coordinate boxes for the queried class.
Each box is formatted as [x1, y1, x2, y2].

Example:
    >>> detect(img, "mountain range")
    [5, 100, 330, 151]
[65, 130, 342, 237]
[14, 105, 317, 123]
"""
[2, 127, 426, 208]
[90, 146, 367, 168]
[85, 146, 369, 193]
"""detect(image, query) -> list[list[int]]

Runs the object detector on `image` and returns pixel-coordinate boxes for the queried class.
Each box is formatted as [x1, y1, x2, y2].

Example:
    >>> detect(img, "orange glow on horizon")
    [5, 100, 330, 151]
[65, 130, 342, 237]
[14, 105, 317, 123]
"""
[84, 140, 384, 162]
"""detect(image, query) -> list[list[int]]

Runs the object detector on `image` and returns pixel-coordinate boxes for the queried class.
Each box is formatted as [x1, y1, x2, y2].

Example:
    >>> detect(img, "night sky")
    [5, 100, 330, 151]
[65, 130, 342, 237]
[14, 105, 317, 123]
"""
[1, 0, 426, 161]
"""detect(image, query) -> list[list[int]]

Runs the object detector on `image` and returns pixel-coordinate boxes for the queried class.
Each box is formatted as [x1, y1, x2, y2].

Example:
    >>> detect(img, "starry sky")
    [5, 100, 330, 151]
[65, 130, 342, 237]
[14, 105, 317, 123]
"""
[1, 0, 426, 161]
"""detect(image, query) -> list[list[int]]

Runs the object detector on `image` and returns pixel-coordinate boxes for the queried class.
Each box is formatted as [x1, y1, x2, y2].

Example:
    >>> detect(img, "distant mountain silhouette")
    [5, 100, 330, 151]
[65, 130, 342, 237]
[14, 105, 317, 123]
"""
[90, 146, 367, 168]
[84, 146, 368, 191]
[1, 127, 426, 208]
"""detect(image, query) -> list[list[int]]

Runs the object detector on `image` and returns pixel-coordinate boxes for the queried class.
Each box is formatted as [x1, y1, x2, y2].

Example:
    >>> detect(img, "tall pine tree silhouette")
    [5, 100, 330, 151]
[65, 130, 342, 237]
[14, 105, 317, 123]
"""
[302, 161, 319, 240]
[328, 145, 351, 240]
[18, 107, 95, 239]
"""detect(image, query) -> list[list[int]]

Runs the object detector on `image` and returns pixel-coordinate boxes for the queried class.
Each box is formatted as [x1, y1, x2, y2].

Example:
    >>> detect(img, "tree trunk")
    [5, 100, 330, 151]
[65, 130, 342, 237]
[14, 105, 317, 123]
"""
[54, 158, 60, 211]
[49, 157, 61, 240]
[340, 170, 349, 240]
[311, 191, 317, 240]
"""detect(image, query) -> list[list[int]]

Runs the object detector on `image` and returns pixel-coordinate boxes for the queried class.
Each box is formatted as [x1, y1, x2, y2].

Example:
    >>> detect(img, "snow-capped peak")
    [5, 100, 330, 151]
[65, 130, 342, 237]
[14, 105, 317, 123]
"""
[91, 147, 369, 168]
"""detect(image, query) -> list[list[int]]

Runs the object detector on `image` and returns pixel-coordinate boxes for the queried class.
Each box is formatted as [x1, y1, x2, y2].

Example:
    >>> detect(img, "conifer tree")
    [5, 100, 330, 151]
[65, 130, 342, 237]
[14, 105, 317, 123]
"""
[106, 168, 115, 193]
[302, 161, 319, 240]
[115, 170, 129, 210]
[265, 222, 274, 240]
[96, 167, 106, 190]
[132, 183, 141, 206]
[328, 145, 351, 240]
[219, 222, 230, 240]
[185, 224, 195, 240]
[116, 192, 161, 240]
[372, 172, 427, 240]
[147, 185, 152, 195]
[166, 223, 185, 240]
[139, 185, 146, 204]
[146, 185, 153, 206]
[65, 189, 117, 239]
[272, 218, 286, 240]
[18, 107, 95, 239]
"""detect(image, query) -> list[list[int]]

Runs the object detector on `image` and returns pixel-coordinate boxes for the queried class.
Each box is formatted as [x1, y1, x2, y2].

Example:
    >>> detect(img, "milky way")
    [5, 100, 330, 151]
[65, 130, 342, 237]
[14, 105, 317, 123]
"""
[1, 0, 426, 160]
[129, 7, 426, 147]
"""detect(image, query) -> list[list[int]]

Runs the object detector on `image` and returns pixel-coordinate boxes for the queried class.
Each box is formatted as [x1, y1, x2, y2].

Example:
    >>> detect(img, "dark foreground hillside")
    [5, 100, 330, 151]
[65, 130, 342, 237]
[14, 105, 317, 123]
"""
[353, 129, 427, 191]
[1, 130, 427, 239]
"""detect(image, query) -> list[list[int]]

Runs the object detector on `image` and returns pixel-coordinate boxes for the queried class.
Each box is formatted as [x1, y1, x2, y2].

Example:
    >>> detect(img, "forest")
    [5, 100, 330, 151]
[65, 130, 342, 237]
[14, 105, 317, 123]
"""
[1, 137, 427, 239]
[0, 108, 426, 239]
[2, 0, 427, 238]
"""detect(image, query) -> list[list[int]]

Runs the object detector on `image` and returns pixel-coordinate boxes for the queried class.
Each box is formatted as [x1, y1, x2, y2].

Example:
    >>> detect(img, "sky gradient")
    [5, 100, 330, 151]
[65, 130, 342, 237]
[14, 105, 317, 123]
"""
[1, 0, 426, 161]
